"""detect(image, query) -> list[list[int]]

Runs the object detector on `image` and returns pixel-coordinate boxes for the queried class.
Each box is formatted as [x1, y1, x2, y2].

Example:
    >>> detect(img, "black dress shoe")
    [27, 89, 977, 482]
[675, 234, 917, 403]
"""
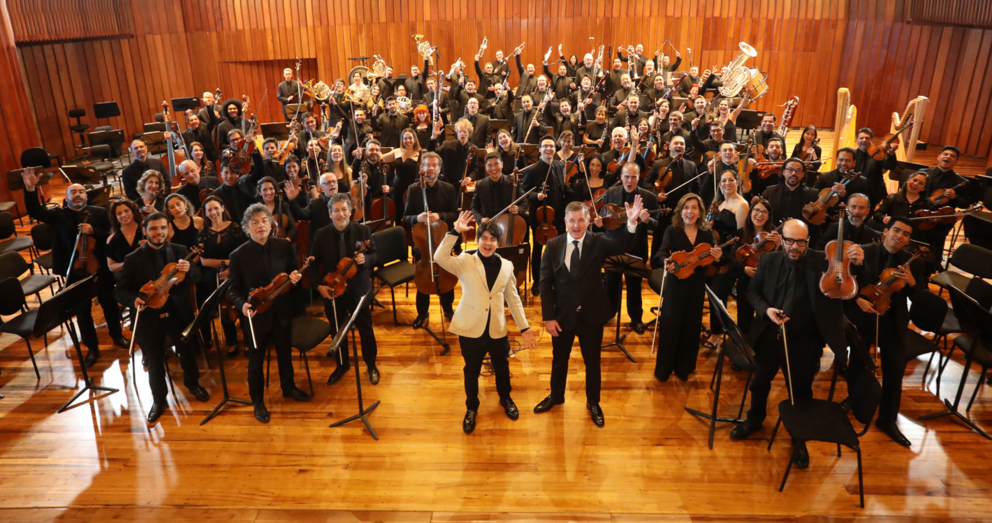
[112, 335, 129, 349]
[876, 420, 912, 447]
[188, 385, 210, 402]
[587, 403, 605, 427]
[226, 345, 239, 359]
[675, 372, 691, 382]
[367, 367, 380, 385]
[793, 442, 810, 469]
[254, 402, 270, 423]
[412, 314, 429, 329]
[500, 397, 519, 420]
[147, 402, 165, 424]
[83, 348, 100, 368]
[283, 387, 312, 402]
[533, 395, 563, 413]
[326, 365, 350, 385]
[463, 410, 477, 434]
[631, 321, 646, 335]
[655, 373, 671, 383]
[730, 418, 763, 440]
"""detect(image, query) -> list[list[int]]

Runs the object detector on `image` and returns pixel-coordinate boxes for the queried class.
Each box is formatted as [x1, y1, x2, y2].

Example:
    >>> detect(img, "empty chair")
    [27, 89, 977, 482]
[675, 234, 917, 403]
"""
[0, 251, 58, 304]
[87, 144, 118, 189]
[290, 316, 334, 396]
[372, 226, 415, 326]
[0, 212, 34, 256]
[69, 109, 90, 148]
[29, 223, 57, 280]
[902, 290, 949, 386]
[0, 277, 43, 379]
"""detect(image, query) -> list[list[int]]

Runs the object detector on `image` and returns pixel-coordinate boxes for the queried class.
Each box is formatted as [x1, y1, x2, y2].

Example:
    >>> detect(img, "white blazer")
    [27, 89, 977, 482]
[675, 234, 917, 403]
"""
[433, 233, 529, 338]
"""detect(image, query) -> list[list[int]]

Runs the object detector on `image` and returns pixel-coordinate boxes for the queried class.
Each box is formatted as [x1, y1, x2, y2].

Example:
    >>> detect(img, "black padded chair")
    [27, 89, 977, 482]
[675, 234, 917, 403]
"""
[69, 109, 90, 148]
[371, 226, 415, 326]
[768, 367, 882, 508]
[0, 277, 43, 379]
[903, 290, 950, 387]
[86, 144, 118, 190]
[0, 212, 34, 256]
[0, 202, 19, 226]
[29, 224, 57, 280]
[21, 147, 52, 170]
[0, 251, 58, 304]
[932, 244, 992, 294]
[290, 316, 333, 396]
[943, 278, 992, 413]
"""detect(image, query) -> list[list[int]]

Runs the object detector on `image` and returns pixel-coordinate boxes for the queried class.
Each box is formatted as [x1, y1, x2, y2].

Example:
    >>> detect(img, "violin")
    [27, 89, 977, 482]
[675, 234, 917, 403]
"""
[138, 247, 203, 309]
[583, 188, 608, 215]
[653, 152, 681, 199]
[563, 153, 584, 186]
[735, 222, 784, 268]
[820, 204, 858, 299]
[460, 146, 479, 243]
[275, 118, 299, 165]
[229, 113, 259, 175]
[802, 171, 862, 225]
[411, 174, 458, 295]
[247, 256, 314, 314]
[910, 203, 984, 230]
[755, 160, 784, 179]
[69, 210, 99, 276]
[927, 181, 968, 207]
[598, 205, 669, 230]
[800, 137, 821, 164]
[667, 236, 738, 279]
[322, 240, 371, 297]
[271, 193, 291, 239]
[866, 121, 913, 161]
[858, 248, 928, 315]
[606, 146, 632, 173]
[533, 182, 558, 245]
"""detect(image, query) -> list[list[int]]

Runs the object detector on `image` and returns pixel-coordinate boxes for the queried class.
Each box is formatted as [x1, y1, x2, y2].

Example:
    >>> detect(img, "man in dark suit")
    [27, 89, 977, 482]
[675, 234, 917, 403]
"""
[511, 94, 549, 144]
[853, 128, 898, 206]
[535, 197, 644, 427]
[114, 213, 209, 423]
[521, 136, 573, 294]
[276, 68, 301, 121]
[228, 204, 312, 423]
[816, 193, 880, 249]
[461, 98, 491, 148]
[846, 216, 923, 447]
[603, 162, 659, 333]
[211, 162, 258, 225]
[470, 152, 529, 230]
[310, 192, 381, 386]
[814, 148, 870, 213]
[761, 158, 820, 237]
[175, 160, 220, 206]
[21, 169, 127, 367]
[122, 140, 167, 201]
[286, 172, 338, 243]
[430, 119, 480, 186]
[731, 219, 864, 469]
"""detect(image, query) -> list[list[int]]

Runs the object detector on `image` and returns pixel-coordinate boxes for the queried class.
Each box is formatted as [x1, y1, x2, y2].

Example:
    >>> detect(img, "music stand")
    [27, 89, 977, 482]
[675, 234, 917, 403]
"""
[142, 131, 167, 155]
[172, 97, 200, 112]
[182, 277, 253, 425]
[6, 169, 53, 191]
[490, 119, 510, 135]
[520, 144, 540, 164]
[143, 122, 166, 134]
[261, 122, 290, 140]
[87, 130, 125, 159]
[93, 101, 120, 128]
[736, 110, 763, 131]
[328, 288, 380, 440]
[602, 253, 651, 362]
[284, 103, 304, 120]
[363, 217, 391, 233]
[684, 284, 757, 449]
[53, 275, 121, 412]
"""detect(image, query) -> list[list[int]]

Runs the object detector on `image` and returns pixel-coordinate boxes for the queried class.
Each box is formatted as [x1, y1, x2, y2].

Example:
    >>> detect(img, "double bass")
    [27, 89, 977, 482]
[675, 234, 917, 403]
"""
[819, 204, 858, 299]
[411, 173, 458, 296]
[161, 101, 189, 190]
[491, 154, 531, 248]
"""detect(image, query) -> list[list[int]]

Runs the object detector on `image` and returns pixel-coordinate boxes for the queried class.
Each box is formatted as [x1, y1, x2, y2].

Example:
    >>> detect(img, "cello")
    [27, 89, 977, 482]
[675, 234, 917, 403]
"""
[459, 146, 479, 243]
[819, 204, 858, 299]
[411, 172, 458, 296]
[161, 101, 189, 190]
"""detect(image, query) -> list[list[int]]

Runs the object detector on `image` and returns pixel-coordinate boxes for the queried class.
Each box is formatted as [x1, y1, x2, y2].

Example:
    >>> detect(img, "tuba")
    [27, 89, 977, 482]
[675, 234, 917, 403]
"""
[719, 42, 758, 98]
[412, 34, 436, 65]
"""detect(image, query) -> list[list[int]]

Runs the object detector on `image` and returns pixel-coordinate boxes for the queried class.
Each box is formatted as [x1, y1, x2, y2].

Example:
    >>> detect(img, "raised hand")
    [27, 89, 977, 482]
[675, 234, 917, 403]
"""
[454, 210, 474, 233]
[21, 167, 39, 191]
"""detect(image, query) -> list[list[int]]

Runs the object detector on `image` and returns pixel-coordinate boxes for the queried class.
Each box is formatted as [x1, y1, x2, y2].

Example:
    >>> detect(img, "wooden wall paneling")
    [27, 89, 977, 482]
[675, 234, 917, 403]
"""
[947, 29, 983, 148]
[965, 31, 992, 154]
[924, 27, 957, 142]
[974, 30, 992, 158]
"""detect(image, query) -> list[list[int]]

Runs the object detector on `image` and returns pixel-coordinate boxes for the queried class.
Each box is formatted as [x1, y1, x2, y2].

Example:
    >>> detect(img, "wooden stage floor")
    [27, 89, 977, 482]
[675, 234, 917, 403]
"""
[1, 132, 991, 522]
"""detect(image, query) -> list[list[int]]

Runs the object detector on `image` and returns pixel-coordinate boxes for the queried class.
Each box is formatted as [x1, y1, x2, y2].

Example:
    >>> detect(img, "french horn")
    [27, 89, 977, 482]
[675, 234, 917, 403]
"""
[412, 34, 437, 65]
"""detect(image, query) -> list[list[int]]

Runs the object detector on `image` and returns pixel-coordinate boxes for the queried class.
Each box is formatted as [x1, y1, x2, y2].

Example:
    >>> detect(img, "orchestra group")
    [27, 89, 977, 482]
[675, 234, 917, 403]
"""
[18, 37, 992, 469]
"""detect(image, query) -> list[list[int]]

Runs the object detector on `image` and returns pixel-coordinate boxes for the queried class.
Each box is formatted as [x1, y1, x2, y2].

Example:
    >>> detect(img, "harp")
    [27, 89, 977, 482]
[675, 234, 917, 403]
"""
[828, 88, 857, 172]
[892, 96, 928, 163]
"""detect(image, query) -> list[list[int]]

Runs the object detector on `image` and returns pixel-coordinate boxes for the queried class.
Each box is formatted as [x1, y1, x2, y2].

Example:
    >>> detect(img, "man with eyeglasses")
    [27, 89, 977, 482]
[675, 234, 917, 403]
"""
[644, 136, 696, 257]
[731, 218, 864, 470]
[286, 172, 339, 244]
[845, 216, 923, 447]
[761, 158, 819, 235]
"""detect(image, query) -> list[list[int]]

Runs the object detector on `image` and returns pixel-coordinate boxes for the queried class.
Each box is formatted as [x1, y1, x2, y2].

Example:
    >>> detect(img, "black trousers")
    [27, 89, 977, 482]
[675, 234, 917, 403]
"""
[550, 315, 604, 405]
[459, 330, 512, 411]
[605, 271, 643, 324]
[141, 312, 200, 403]
[654, 276, 706, 380]
[736, 274, 757, 336]
[531, 242, 544, 283]
[323, 295, 378, 370]
[246, 318, 296, 404]
[415, 290, 455, 317]
[747, 331, 822, 422]
[70, 270, 122, 349]
[849, 318, 905, 424]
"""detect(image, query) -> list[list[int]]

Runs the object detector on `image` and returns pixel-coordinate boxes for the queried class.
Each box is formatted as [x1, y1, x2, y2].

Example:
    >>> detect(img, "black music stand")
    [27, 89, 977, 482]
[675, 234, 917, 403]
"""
[93, 101, 120, 128]
[54, 275, 121, 412]
[328, 288, 380, 440]
[261, 122, 291, 140]
[284, 103, 304, 120]
[490, 119, 510, 135]
[142, 131, 167, 155]
[7, 169, 53, 191]
[363, 217, 391, 233]
[182, 277, 253, 425]
[172, 97, 200, 112]
[602, 253, 651, 362]
[736, 110, 763, 132]
[495, 243, 530, 294]
[519, 144, 540, 163]
[684, 285, 757, 449]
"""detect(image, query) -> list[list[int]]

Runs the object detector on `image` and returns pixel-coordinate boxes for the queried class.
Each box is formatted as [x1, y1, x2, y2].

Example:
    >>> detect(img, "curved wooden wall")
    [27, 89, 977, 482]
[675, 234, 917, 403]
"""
[0, 1, 40, 206]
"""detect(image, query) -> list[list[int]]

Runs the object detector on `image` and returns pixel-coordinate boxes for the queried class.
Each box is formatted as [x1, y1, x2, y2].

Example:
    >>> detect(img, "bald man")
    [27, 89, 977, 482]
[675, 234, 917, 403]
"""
[174, 160, 221, 207]
[121, 140, 167, 201]
[21, 168, 128, 367]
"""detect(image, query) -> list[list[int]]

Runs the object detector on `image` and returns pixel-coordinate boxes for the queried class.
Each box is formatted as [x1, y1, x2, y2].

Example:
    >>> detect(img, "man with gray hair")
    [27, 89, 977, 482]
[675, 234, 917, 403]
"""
[121, 139, 166, 201]
[175, 159, 220, 206]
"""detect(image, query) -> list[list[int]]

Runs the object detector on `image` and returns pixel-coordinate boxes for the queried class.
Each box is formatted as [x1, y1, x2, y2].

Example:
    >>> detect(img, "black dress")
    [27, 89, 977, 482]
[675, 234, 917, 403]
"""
[652, 225, 719, 381]
[170, 218, 199, 250]
[390, 155, 421, 221]
[707, 208, 739, 335]
[107, 227, 144, 267]
[197, 223, 248, 347]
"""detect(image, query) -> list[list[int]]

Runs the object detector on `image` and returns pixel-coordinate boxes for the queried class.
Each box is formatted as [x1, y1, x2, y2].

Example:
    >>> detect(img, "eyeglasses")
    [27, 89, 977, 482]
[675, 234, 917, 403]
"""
[751, 208, 768, 216]
[782, 238, 808, 247]
[783, 167, 803, 174]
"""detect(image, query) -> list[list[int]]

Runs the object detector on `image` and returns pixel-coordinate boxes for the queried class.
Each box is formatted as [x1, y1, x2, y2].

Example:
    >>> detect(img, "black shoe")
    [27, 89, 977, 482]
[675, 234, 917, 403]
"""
[839, 397, 852, 413]
[500, 397, 519, 420]
[463, 409, 477, 434]
[412, 314, 429, 329]
[876, 420, 912, 447]
[587, 403, 605, 427]
[147, 402, 165, 424]
[531, 286, 540, 297]
[226, 345, 239, 359]
[367, 367, 380, 385]
[283, 387, 311, 402]
[730, 418, 763, 440]
[326, 365, 350, 385]
[533, 395, 563, 413]
[655, 373, 671, 383]
[112, 335, 129, 349]
[83, 348, 100, 368]
[631, 321, 646, 335]
[793, 442, 810, 469]
[443, 310, 454, 322]
[188, 385, 210, 402]
[675, 372, 691, 382]
[254, 402, 270, 423]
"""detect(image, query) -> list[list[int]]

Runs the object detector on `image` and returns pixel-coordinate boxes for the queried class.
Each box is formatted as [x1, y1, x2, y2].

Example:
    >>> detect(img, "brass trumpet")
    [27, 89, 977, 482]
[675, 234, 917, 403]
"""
[478, 37, 488, 59]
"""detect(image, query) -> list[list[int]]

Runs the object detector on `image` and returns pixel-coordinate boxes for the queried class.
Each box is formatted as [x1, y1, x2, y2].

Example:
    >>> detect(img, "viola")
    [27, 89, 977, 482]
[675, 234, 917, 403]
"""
[927, 181, 968, 207]
[533, 182, 558, 245]
[668, 236, 738, 279]
[138, 246, 203, 309]
[858, 248, 928, 315]
[735, 222, 785, 268]
[274, 118, 299, 165]
[411, 176, 458, 295]
[67, 210, 99, 276]
[582, 188, 608, 215]
[802, 171, 862, 225]
[909, 203, 983, 230]
[247, 256, 314, 314]
[820, 204, 858, 299]
[866, 121, 913, 161]
[322, 240, 371, 297]
[606, 146, 632, 173]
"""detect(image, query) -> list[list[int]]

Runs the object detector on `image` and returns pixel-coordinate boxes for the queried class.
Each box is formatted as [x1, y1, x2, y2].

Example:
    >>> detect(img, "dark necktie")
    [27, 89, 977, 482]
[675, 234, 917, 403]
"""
[570, 240, 581, 280]
[338, 229, 348, 264]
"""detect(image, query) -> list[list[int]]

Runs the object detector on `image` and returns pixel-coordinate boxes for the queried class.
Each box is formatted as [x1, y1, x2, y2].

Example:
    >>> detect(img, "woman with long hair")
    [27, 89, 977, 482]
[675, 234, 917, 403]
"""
[197, 195, 249, 358]
[381, 127, 422, 218]
[493, 129, 526, 173]
[106, 199, 145, 273]
[190, 141, 216, 178]
[327, 143, 353, 193]
[704, 170, 749, 345]
[790, 125, 822, 174]
[164, 193, 203, 249]
[256, 176, 297, 241]
[734, 198, 779, 334]
[412, 104, 432, 147]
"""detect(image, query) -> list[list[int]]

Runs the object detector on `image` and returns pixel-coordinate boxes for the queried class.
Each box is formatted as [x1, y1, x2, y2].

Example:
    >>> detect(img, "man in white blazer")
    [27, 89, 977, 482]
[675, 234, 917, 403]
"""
[436, 211, 538, 434]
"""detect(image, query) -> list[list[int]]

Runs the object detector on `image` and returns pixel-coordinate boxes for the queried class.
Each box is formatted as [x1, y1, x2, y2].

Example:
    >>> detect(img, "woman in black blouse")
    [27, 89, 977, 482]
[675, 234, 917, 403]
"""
[198, 195, 249, 357]
[652, 193, 724, 381]
[106, 199, 145, 273]
[874, 172, 939, 267]
[256, 176, 297, 241]
[733, 198, 780, 335]
[791, 125, 822, 175]
[190, 142, 216, 178]
[164, 193, 202, 249]
[494, 129, 527, 174]
[412, 105, 433, 149]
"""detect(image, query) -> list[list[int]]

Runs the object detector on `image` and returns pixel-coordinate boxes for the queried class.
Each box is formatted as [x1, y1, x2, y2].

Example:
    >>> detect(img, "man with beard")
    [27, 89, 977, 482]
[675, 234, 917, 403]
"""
[276, 68, 301, 121]
[121, 140, 167, 201]
[175, 159, 220, 206]
[183, 108, 221, 164]
[572, 75, 602, 121]
[349, 140, 391, 216]
[749, 137, 786, 197]
[813, 147, 870, 220]
[761, 158, 820, 238]
[754, 113, 785, 150]
[688, 117, 727, 167]
[211, 161, 258, 225]
[215, 99, 245, 151]
[373, 96, 410, 148]
[521, 136, 573, 294]
[331, 101, 373, 163]
[544, 98, 584, 139]
[660, 112, 691, 154]
[816, 193, 881, 249]
[114, 212, 209, 423]
[643, 136, 694, 257]
[21, 168, 128, 367]
[609, 74, 635, 112]
[286, 172, 339, 244]
[641, 75, 669, 111]
[511, 94, 549, 144]
[853, 128, 899, 206]
[405, 60, 431, 103]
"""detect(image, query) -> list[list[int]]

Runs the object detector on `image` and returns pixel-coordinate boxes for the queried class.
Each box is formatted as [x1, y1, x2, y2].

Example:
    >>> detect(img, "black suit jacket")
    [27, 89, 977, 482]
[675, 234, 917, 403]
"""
[845, 243, 923, 346]
[470, 175, 530, 225]
[403, 180, 459, 229]
[540, 227, 636, 330]
[816, 218, 881, 250]
[114, 244, 201, 341]
[309, 221, 378, 300]
[746, 250, 847, 355]
[227, 237, 299, 329]
[24, 191, 111, 275]
[290, 194, 332, 243]
[603, 186, 657, 258]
